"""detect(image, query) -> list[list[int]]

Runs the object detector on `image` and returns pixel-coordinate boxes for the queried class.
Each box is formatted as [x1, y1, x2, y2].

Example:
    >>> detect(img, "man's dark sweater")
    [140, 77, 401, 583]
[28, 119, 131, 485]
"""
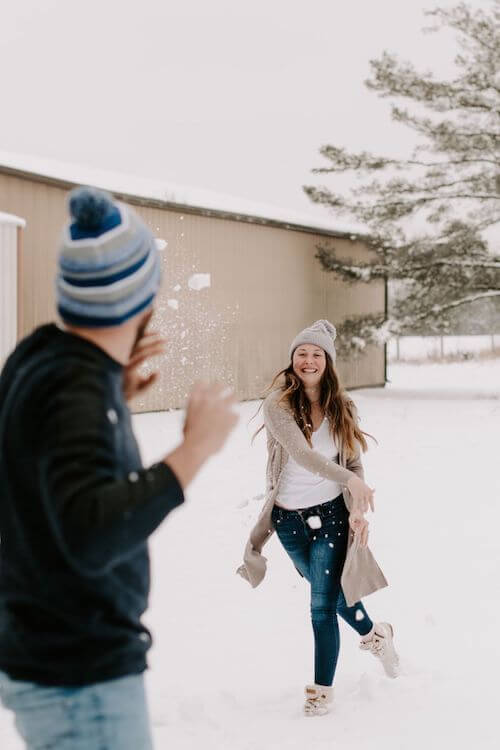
[0, 324, 184, 686]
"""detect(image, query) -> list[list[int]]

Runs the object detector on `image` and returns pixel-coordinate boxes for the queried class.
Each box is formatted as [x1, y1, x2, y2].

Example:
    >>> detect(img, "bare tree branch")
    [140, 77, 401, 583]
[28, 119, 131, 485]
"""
[411, 290, 500, 322]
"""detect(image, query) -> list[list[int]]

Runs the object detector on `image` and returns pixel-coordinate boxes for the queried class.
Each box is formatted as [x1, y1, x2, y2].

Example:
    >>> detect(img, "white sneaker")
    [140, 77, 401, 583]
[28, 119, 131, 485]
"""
[303, 684, 333, 717]
[360, 622, 399, 678]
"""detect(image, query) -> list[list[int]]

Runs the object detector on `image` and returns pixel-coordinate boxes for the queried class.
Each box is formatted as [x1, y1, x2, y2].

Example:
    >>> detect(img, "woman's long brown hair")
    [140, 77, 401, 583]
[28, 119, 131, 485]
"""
[253, 353, 374, 459]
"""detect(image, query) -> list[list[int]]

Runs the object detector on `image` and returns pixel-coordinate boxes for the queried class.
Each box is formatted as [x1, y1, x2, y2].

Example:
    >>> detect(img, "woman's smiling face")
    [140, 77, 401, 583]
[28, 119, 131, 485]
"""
[292, 344, 326, 388]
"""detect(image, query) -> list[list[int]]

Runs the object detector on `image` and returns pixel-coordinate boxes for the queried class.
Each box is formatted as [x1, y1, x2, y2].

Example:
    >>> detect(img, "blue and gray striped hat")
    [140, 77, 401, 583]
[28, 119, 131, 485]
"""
[56, 186, 161, 327]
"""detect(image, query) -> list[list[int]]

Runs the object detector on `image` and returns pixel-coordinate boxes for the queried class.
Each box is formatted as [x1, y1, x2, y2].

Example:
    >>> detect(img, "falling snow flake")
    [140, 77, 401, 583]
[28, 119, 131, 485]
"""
[167, 299, 179, 310]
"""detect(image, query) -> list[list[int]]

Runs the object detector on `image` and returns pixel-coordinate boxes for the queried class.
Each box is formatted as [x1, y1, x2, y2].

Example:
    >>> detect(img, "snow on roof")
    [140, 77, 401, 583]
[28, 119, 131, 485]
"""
[0, 150, 368, 239]
[0, 211, 26, 228]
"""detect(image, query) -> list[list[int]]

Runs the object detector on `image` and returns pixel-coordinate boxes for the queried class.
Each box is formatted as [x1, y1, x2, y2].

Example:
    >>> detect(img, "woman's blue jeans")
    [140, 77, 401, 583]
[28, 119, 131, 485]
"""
[272, 494, 373, 687]
[0, 670, 153, 750]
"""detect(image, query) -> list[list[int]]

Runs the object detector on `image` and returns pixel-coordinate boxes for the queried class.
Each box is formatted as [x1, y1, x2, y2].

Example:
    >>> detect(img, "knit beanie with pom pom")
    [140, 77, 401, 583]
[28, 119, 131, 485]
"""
[56, 186, 161, 327]
[289, 319, 337, 362]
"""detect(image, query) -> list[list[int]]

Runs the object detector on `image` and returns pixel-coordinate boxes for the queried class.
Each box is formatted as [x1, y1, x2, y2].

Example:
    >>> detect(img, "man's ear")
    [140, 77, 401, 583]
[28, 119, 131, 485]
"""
[141, 307, 154, 328]
[131, 307, 154, 350]
[139, 307, 154, 334]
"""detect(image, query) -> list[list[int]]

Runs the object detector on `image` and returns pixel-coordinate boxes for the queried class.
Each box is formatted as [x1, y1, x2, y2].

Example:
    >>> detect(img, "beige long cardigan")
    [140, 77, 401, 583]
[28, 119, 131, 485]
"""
[237, 389, 388, 606]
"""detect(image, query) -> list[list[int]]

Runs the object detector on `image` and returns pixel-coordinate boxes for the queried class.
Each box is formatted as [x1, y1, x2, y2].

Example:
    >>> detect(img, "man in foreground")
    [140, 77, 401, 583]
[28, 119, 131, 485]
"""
[0, 187, 237, 749]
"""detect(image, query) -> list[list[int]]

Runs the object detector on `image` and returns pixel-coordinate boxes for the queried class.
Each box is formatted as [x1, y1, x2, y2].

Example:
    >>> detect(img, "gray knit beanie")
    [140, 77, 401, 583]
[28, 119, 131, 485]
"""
[289, 319, 337, 362]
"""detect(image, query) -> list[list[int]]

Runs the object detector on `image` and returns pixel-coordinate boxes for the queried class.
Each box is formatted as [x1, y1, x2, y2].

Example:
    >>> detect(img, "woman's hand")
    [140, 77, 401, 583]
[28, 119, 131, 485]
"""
[349, 511, 369, 548]
[346, 475, 375, 514]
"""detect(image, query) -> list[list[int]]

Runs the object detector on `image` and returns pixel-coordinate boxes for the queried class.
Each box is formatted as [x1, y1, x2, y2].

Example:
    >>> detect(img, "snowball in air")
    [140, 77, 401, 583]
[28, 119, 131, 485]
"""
[188, 273, 211, 291]
[306, 515, 322, 530]
[155, 239, 168, 251]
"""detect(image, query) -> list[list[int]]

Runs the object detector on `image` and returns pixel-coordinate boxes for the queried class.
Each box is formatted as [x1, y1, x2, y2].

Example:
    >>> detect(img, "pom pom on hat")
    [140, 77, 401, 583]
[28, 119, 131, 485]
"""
[289, 319, 337, 362]
[70, 187, 112, 228]
[68, 187, 123, 241]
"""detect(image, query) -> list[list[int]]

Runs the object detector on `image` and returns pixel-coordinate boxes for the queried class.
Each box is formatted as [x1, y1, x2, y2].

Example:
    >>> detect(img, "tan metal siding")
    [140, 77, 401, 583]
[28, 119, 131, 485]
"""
[0, 174, 67, 333]
[0, 171, 386, 411]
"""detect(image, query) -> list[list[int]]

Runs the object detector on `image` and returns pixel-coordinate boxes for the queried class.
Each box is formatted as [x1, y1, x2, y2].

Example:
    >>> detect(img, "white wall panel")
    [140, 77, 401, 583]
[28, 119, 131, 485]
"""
[0, 222, 19, 367]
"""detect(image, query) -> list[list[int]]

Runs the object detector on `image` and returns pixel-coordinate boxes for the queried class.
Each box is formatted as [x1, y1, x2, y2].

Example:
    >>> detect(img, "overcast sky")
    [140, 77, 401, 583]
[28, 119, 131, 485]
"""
[0, 0, 488, 218]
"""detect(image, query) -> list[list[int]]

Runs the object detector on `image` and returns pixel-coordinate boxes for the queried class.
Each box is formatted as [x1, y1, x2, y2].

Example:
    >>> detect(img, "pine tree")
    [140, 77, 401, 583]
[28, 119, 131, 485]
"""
[304, 1, 500, 358]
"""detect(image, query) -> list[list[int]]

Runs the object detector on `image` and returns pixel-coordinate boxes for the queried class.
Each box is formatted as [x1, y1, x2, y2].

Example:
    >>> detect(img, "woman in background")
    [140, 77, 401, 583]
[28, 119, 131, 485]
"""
[238, 320, 398, 717]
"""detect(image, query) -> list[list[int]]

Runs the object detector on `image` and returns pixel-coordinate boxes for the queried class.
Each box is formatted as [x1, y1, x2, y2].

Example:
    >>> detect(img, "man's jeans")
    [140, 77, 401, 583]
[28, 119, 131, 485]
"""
[272, 494, 374, 686]
[0, 670, 153, 750]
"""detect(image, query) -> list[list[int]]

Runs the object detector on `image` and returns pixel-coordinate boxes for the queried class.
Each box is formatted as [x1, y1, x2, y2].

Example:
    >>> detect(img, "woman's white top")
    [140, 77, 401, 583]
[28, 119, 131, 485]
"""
[276, 417, 342, 510]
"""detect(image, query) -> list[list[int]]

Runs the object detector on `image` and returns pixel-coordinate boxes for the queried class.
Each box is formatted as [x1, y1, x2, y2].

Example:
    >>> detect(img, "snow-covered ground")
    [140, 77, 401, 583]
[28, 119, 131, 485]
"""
[1, 359, 499, 749]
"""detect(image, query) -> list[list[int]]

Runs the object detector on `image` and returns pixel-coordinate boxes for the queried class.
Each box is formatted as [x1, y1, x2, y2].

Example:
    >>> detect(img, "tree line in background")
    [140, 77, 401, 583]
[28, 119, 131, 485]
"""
[305, 1, 500, 358]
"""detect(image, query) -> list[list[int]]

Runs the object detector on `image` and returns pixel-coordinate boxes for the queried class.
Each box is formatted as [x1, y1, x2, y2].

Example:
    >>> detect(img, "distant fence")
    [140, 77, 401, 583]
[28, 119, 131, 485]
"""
[388, 334, 500, 362]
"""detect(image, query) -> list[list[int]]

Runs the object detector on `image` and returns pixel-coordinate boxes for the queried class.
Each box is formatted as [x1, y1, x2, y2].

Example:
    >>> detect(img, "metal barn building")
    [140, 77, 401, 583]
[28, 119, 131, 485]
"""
[0, 157, 386, 412]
